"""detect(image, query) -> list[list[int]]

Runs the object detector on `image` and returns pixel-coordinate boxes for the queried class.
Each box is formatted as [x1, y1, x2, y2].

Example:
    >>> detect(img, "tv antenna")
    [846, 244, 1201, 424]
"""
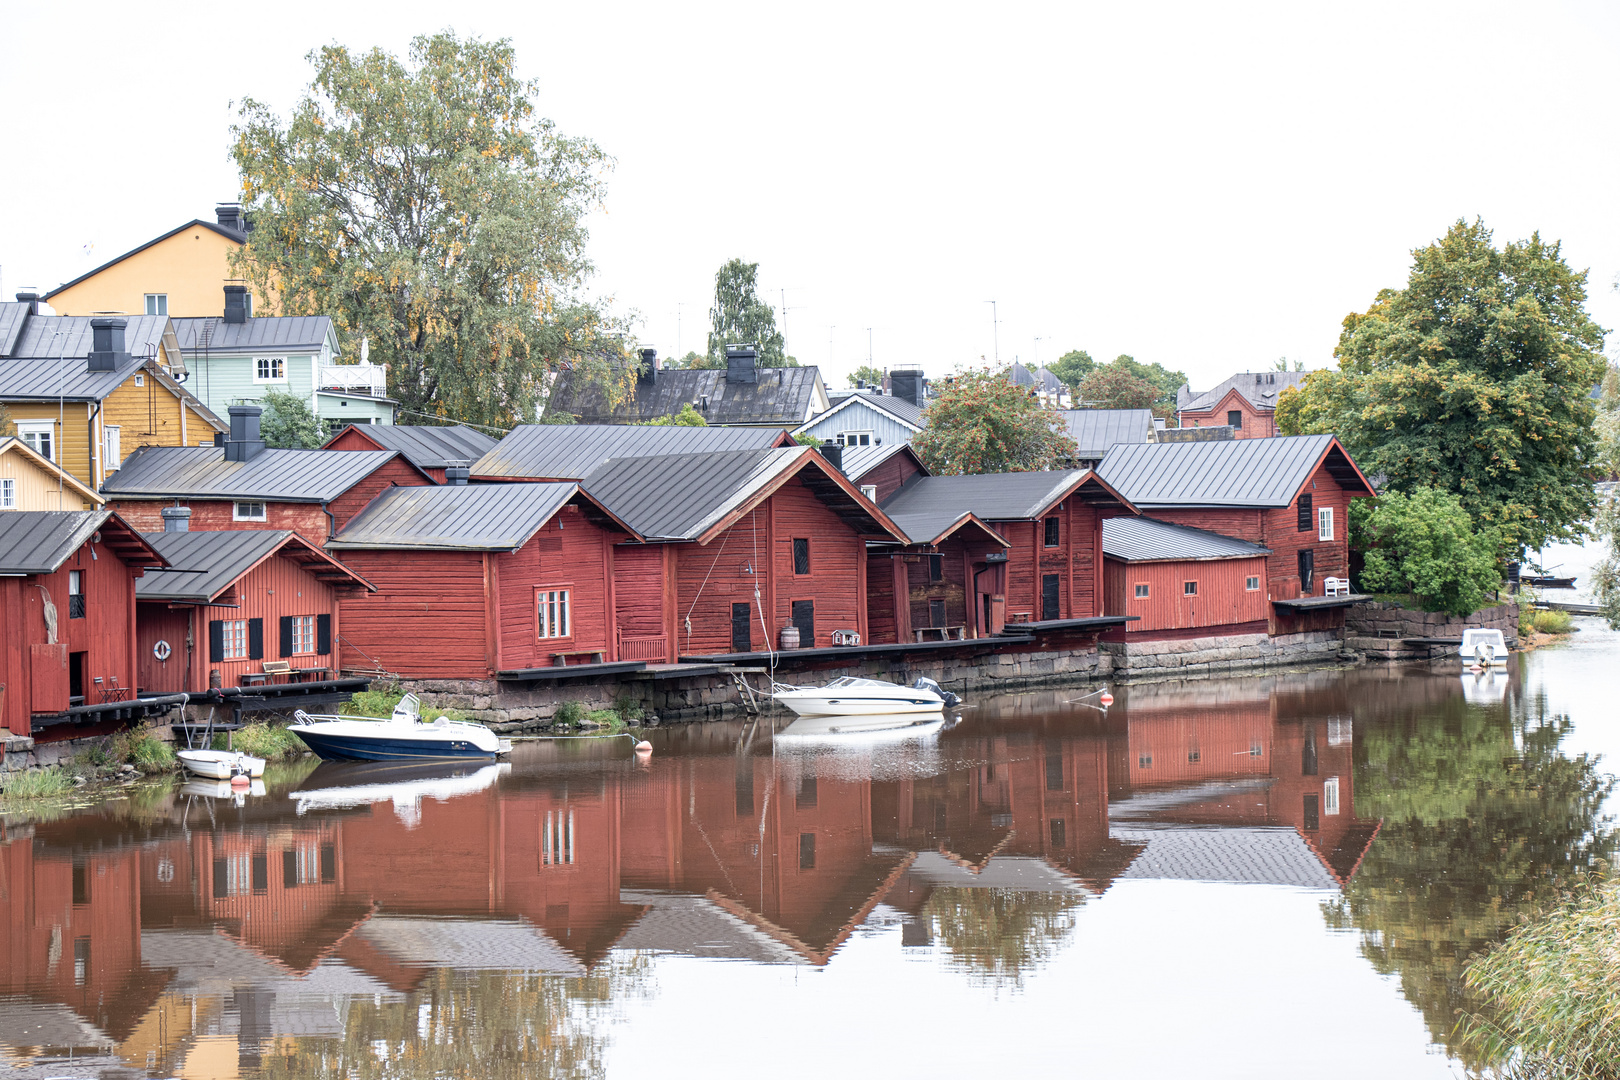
[985, 301, 999, 364]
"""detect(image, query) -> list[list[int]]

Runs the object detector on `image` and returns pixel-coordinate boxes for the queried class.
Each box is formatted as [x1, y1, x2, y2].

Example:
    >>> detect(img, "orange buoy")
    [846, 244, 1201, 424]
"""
[634, 741, 653, 753]
[1099, 692, 1115, 707]
[230, 774, 250, 788]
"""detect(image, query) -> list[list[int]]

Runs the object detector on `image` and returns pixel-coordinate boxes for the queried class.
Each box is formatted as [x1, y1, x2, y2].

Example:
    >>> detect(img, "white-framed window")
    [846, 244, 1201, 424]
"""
[1245, 575, 1260, 591]
[254, 356, 288, 383]
[17, 421, 54, 462]
[1318, 506, 1334, 541]
[1134, 583, 1150, 599]
[0, 478, 14, 509]
[222, 619, 248, 660]
[134, 373, 145, 387]
[537, 587, 571, 640]
[860, 484, 878, 501]
[837, 431, 872, 447]
[541, 808, 575, 866]
[233, 501, 267, 521]
[103, 425, 121, 470]
[292, 615, 316, 655]
[1324, 777, 1341, 816]
[1183, 581, 1198, 596]
[144, 294, 168, 316]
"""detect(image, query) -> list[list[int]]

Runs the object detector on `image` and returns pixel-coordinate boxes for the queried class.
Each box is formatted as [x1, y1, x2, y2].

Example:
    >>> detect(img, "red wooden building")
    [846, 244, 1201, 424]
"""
[0, 510, 163, 736]
[328, 482, 637, 678]
[1175, 370, 1310, 438]
[865, 511, 1010, 644]
[1102, 516, 1272, 638]
[134, 527, 374, 692]
[837, 442, 926, 503]
[104, 405, 431, 542]
[580, 445, 908, 659]
[468, 422, 790, 482]
[321, 423, 499, 484]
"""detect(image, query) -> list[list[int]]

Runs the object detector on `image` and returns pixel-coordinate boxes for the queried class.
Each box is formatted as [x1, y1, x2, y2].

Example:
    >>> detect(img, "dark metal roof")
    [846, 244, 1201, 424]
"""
[546, 366, 826, 426]
[1179, 370, 1310, 412]
[0, 510, 163, 574]
[1009, 362, 1064, 393]
[810, 390, 926, 430]
[1098, 434, 1371, 508]
[0, 303, 28, 356]
[839, 442, 922, 483]
[137, 529, 371, 600]
[471, 423, 785, 480]
[328, 482, 583, 551]
[45, 219, 245, 300]
[1102, 516, 1270, 562]
[879, 469, 1132, 523]
[331, 424, 500, 470]
[171, 316, 335, 353]
[884, 509, 1009, 548]
[0, 313, 172, 400]
[103, 446, 401, 503]
[1058, 409, 1156, 459]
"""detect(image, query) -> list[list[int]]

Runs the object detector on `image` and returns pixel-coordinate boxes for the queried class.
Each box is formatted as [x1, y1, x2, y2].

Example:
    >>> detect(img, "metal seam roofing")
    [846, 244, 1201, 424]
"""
[884, 509, 1008, 547]
[1058, 409, 1156, 458]
[1180, 370, 1310, 413]
[580, 447, 806, 540]
[1097, 434, 1338, 508]
[877, 470, 1095, 522]
[546, 366, 825, 425]
[838, 442, 915, 483]
[328, 482, 581, 550]
[0, 510, 114, 574]
[340, 425, 500, 470]
[170, 316, 335, 353]
[1101, 516, 1271, 562]
[103, 447, 401, 502]
[135, 529, 295, 601]
[472, 424, 786, 480]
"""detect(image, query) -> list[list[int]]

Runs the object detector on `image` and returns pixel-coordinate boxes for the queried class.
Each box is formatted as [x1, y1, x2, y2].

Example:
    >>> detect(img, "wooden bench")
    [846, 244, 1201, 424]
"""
[288, 665, 332, 683]
[241, 660, 293, 687]
[552, 650, 606, 667]
[914, 626, 965, 642]
[1007, 612, 1033, 625]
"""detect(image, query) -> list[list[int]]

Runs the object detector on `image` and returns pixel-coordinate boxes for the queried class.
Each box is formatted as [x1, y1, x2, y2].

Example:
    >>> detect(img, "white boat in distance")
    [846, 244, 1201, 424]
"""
[177, 749, 267, 781]
[1461, 628, 1510, 668]
[772, 676, 960, 717]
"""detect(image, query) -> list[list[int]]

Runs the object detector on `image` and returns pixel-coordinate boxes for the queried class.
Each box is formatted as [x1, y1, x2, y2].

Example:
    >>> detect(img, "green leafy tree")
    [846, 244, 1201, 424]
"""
[1588, 494, 1620, 629]
[1356, 488, 1501, 615]
[1594, 363, 1620, 480]
[258, 389, 327, 448]
[662, 350, 709, 370]
[230, 32, 629, 429]
[1278, 219, 1607, 554]
[706, 259, 791, 367]
[849, 365, 884, 388]
[911, 366, 1077, 474]
[538, 408, 576, 425]
[1049, 349, 1096, 390]
[635, 403, 707, 427]
[922, 887, 1085, 989]
[0, 403, 15, 438]
[1273, 356, 1305, 372]
[1078, 366, 1159, 411]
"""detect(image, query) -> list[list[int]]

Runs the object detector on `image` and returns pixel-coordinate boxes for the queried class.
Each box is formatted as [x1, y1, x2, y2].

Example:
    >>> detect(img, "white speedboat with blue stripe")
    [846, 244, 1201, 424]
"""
[771, 676, 959, 717]
[291, 694, 512, 762]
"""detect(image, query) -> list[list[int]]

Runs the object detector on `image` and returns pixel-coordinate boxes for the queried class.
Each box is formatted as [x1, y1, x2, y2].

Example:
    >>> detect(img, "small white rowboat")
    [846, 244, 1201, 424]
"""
[177, 749, 267, 781]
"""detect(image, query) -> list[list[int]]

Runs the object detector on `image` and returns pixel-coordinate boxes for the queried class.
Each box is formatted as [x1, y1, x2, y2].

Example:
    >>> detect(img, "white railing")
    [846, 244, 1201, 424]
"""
[316, 360, 388, 397]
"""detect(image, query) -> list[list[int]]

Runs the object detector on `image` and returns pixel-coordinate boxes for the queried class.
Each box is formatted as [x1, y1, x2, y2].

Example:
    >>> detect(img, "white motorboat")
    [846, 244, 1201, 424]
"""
[1460, 628, 1510, 668]
[1461, 669, 1510, 705]
[289, 760, 510, 818]
[775, 713, 947, 742]
[177, 749, 267, 781]
[290, 693, 512, 761]
[771, 676, 960, 717]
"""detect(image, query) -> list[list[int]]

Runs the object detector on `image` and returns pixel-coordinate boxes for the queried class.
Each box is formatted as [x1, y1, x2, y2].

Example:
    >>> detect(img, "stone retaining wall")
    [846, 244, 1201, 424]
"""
[1344, 600, 1519, 660]
[1099, 630, 1347, 676]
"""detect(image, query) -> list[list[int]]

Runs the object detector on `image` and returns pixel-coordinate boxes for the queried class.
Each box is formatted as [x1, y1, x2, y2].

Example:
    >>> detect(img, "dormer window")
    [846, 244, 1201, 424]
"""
[254, 356, 287, 383]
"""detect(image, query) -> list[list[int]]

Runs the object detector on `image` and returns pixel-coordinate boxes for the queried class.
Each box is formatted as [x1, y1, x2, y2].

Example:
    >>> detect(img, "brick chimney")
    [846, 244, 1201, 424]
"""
[161, 506, 192, 532]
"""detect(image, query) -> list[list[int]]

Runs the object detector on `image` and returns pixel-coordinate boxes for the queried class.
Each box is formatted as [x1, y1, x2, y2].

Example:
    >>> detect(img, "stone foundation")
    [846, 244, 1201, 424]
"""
[1099, 630, 1348, 676]
[1344, 601, 1519, 660]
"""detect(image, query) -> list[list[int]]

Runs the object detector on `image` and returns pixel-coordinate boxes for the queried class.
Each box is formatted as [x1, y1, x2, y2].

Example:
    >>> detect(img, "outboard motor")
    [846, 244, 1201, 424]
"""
[912, 676, 961, 708]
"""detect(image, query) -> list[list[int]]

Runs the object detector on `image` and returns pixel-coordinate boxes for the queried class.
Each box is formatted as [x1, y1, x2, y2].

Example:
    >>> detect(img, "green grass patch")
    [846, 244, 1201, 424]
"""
[613, 695, 645, 722]
[211, 721, 306, 760]
[1, 767, 75, 800]
[553, 701, 587, 727]
[340, 686, 473, 723]
[587, 709, 625, 732]
[78, 724, 177, 774]
[1532, 608, 1573, 634]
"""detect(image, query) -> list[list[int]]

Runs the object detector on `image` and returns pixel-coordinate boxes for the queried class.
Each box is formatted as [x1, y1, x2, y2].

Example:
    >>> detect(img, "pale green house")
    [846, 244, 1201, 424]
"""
[171, 310, 395, 431]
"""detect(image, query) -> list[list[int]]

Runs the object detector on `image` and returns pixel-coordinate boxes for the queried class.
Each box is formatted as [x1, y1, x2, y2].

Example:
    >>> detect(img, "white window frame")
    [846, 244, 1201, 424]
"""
[1318, 506, 1334, 541]
[1133, 583, 1150, 599]
[837, 430, 872, 447]
[134, 373, 145, 387]
[1245, 575, 1260, 591]
[223, 619, 248, 660]
[537, 587, 572, 640]
[0, 478, 13, 509]
[254, 356, 288, 383]
[859, 484, 878, 501]
[1324, 777, 1341, 816]
[103, 425, 121, 471]
[233, 501, 267, 522]
[144, 293, 168, 316]
[16, 421, 54, 463]
[1183, 580, 1198, 596]
[292, 614, 316, 655]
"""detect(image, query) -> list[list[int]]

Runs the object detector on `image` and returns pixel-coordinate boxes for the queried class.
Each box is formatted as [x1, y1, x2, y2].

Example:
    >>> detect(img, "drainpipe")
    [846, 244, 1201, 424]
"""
[88, 401, 102, 492]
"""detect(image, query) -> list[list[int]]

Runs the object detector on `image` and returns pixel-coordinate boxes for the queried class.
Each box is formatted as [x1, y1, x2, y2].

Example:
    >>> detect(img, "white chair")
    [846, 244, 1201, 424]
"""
[1323, 577, 1349, 598]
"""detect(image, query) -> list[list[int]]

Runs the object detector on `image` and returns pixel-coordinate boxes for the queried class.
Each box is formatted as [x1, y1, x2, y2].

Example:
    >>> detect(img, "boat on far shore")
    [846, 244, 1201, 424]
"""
[771, 676, 960, 717]
[290, 694, 512, 762]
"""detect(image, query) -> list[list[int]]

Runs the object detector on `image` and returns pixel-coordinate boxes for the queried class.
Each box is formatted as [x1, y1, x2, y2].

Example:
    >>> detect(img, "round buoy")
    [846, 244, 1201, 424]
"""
[230, 774, 250, 788]
[1099, 691, 1115, 707]
[634, 741, 653, 754]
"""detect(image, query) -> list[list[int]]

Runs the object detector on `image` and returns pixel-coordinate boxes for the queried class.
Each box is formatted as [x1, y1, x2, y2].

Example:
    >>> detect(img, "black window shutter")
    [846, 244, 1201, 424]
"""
[1042, 574, 1061, 620]
[793, 538, 810, 575]
[208, 620, 225, 664]
[316, 613, 332, 655]
[929, 554, 943, 581]
[279, 616, 294, 658]
[248, 618, 264, 661]
[731, 603, 752, 653]
[212, 858, 227, 897]
[1297, 493, 1313, 531]
[283, 850, 298, 889]
[792, 599, 815, 646]
[1298, 549, 1315, 593]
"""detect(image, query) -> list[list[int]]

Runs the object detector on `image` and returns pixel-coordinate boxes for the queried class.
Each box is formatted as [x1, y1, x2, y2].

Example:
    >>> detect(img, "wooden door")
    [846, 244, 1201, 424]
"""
[792, 600, 815, 647]
[1041, 574, 1060, 621]
[138, 607, 191, 693]
[731, 603, 752, 653]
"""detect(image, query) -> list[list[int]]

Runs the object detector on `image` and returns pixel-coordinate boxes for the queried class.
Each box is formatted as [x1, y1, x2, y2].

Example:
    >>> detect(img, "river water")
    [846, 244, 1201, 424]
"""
[2, 623, 1616, 1080]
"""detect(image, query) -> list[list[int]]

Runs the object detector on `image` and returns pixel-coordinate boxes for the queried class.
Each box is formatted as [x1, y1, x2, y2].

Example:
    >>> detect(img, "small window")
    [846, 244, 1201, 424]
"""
[1324, 777, 1341, 816]
[1297, 492, 1313, 532]
[254, 356, 287, 383]
[103, 425, 121, 470]
[292, 615, 316, 655]
[1188, 747, 1201, 763]
[838, 431, 872, 447]
[1043, 516, 1060, 548]
[222, 619, 248, 660]
[537, 588, 571, 640]
[0, 478, 13, 509]
[144, 293, 168, 316]
[1133, 583, 1149, 599]
[1049, 819, 1067, 847]
[1183, 581, 1198, 596]
[1318, 506, 1334, 541]
[17, 421, 54, 462]
[68, 570, 85, 619]
[1138, 753, 1152, 769]
[134, 373, 145, 387]
[799, 832, 816, 870]
[1250, 741, 1264, 758]
[793, 538, 811, 575]
[233, 501, 267, 522]
[859, 484, 877, 501]
[1245, 576, 1260, 591]
[928, 554, 943, 581]
[1228, 409, 1242, 429]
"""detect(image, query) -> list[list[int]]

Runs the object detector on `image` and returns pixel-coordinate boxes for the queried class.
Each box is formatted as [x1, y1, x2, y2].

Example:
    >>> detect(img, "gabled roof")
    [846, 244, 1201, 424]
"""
[1058, 409, 1156, 459]
[0, 314, 178, 401]
[171, 315, 337, 354]
[0, 510, 164, 574]
[324, 424, 500, 471]
[0, 303, 29, 355]
[1178, 369, 1309, 413]
[471, 423, 787, 481]
[1102, 516, 1270, 563]
[1097, 433, 1373, 508]
[581, 445, 904, 544]
[44, 219, 246, 300]
[137, 529, 373, 602]
[0, 436, 106, 506]
[546, 366, 828, 426]
[104, 446, 411, 503]
[795, 390, 925, 434]
[879, 469, 1137, 522]
[839, 442, 926, 484]
[884, 509, 1010, 548]
[1009, 362, 1065, 393]
[328, 482, 631, 551]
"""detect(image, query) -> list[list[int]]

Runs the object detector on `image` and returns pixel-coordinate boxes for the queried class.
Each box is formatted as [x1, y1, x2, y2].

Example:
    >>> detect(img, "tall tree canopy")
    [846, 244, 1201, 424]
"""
[1078, 366, 1159, 411]
[231, 32, 628, 428]
[1277, 219, 1607, 554]
[911, 367, 1077, 474]
[1049, 349, 1095, 389]
[705, 259, 793, 367]
[1058, 351, 1186, 416]
[849, 364, 884, 388]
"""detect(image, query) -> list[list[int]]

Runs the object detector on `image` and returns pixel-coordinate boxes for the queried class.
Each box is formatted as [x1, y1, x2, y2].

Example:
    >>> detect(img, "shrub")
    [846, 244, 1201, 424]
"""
[81, 724, 177, 773]
[586, 709, 624, 731]
[340, 686, 472, 723]
[1, 767, 75, 799]
[214, 722, 305, 760]
[1532, 608, 1573, 634]
[553, 701, 586, 726]
[613, 694, 645, 722]
[1357, 487, 1502, 616]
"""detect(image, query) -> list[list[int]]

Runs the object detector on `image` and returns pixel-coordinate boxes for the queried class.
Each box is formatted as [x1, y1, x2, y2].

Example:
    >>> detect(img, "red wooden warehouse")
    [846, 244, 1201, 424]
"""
[1102, 517, 1272, 638]
[321, 423, 499, 484]
[134, 524, 375, 692]
[0, 510, 164, 736]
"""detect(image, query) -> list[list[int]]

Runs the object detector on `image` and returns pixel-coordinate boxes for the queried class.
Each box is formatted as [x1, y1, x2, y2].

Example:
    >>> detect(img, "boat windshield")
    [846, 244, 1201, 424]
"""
[824, 677, 898, 690]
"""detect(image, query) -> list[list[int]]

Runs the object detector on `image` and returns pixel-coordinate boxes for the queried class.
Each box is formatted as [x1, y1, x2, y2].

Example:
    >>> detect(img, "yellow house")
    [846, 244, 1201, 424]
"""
[44, 205, 269, 318]
[0, 435, 104, 510]
[0, 301, 226, 490]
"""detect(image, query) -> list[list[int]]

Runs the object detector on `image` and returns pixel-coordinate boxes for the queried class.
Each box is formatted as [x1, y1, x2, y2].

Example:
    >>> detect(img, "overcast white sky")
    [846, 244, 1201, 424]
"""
[3, 0, 1618, 392]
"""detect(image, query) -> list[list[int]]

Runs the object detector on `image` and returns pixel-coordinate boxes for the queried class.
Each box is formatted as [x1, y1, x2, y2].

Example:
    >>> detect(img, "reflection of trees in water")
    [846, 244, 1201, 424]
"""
[254, 956, 651, 1080]
[922, 887, 1085, 988]
[1323, 691, 1615, 1065]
